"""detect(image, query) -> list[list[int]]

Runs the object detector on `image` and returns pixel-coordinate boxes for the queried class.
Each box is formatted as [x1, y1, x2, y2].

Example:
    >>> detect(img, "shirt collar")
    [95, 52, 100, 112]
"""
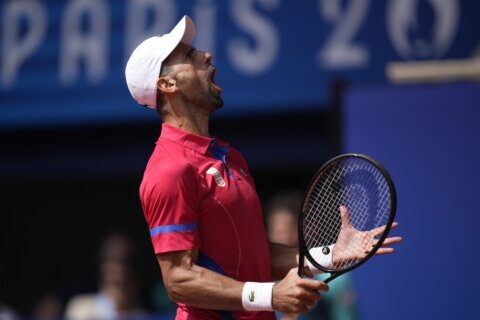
[159, 123, 229, 155]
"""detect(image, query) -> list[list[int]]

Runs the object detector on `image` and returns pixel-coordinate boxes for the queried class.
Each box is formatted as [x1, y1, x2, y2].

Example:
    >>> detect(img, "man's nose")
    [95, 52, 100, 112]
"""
[205, 51, 213, 64]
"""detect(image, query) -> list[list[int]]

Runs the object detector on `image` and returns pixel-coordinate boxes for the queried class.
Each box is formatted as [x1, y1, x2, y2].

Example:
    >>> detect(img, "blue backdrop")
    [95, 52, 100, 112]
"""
[342, 82, 480, 319]
[1, 0, 479, 129]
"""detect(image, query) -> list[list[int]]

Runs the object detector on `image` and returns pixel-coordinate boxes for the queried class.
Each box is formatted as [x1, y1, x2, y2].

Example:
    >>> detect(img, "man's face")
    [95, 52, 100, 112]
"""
[162, 42, 223, 111]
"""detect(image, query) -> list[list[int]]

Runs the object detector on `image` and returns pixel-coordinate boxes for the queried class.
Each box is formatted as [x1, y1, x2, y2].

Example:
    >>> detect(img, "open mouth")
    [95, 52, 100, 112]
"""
[210, 68, 223, 93]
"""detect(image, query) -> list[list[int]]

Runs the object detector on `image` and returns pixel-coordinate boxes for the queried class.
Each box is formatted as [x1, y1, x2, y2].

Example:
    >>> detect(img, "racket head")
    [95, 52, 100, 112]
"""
[299, 153, 397, 276]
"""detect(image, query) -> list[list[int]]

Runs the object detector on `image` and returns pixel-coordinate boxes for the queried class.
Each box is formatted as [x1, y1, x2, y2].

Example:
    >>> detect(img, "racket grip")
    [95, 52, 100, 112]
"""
[281, 314, 298, 320]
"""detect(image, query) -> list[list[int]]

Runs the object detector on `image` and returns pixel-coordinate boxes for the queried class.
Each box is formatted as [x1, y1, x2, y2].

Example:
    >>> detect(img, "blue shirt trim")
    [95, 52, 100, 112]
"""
[209, 138, 232, 177]
[149, 223, 198, 237]
[197, 252, 234, 320]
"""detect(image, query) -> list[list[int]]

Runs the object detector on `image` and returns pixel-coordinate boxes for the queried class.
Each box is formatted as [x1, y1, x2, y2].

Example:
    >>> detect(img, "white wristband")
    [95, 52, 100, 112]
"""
[307, 244, 335, 273]
[242, 282, 275, 311]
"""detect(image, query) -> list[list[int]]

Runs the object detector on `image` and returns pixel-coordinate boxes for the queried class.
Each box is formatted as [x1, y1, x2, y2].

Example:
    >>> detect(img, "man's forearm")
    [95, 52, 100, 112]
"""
[158, 251, 244, 310]
[165, 263, 245, 310]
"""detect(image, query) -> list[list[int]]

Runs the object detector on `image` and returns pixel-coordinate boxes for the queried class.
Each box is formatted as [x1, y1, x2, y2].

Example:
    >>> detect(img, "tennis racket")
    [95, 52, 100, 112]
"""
[282, 153, 397, 319]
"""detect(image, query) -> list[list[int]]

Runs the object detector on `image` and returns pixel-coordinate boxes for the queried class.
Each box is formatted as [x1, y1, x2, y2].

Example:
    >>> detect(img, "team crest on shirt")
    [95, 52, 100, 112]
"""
[206, 167, 226, 187]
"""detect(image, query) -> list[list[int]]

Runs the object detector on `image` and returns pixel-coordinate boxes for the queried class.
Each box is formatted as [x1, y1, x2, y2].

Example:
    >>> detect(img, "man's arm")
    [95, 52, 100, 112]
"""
[157, 249, 328, 314]
[157, 249, 243, 310]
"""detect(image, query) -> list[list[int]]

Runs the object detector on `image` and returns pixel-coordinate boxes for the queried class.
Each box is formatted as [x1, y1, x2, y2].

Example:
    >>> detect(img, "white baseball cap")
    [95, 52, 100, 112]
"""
[125, 15, 195, 108]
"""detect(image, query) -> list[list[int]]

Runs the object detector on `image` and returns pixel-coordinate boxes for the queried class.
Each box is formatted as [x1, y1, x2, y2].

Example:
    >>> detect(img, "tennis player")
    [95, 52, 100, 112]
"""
[125, 15, 400, 320]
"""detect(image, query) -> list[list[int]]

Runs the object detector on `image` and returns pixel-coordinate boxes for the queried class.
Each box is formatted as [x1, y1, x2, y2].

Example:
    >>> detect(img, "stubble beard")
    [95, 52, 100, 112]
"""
[181, 84, 223, 113]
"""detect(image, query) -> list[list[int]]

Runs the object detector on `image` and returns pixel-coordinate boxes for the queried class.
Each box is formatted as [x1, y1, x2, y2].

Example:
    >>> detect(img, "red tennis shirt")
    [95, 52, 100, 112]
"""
[140, 124, 275, 320]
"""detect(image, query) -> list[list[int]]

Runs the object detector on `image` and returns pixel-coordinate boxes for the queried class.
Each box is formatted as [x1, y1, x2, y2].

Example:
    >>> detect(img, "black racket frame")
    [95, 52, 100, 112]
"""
[297, 153, 397, 283]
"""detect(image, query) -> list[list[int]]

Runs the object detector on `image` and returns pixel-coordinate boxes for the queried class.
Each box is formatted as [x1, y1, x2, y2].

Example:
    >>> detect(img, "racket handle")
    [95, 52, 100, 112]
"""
[281, 314, 298, 320]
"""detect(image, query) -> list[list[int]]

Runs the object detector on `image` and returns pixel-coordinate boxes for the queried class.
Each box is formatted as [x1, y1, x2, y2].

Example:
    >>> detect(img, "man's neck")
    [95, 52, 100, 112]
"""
[162, 108, 210, 137]
[161, 97, 217, 137]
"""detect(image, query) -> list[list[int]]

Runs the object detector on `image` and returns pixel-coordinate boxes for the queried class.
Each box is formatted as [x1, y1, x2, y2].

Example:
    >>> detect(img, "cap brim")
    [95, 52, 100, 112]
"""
[164, 15, 196, 62]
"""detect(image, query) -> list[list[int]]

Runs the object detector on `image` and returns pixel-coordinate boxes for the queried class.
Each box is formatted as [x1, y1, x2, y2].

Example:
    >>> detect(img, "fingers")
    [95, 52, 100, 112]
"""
[272, 268, 329, 314]
[374, 247, 395, 255]
[371, 221, 399, 237]
[302, 266, 314, 278]
[381, 236, 402, 246]
[290, 279, 326, 312]
[367, 236, 401, 255]
[297, 286, 321, 303]
[297, 278, 329, 293]
[339, 205, 352, 226]
[283, 268, 329, 293]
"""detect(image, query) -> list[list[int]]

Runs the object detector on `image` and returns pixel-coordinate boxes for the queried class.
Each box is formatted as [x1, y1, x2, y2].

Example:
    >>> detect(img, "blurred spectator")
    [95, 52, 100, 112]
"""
[32, 294, 63, 320]
[265, 190, 303, 246]
[97, 233, 135, 263]
[0, 302, 18, 320]
[64, 233, 146, 320]
[265, 190, 360, 320]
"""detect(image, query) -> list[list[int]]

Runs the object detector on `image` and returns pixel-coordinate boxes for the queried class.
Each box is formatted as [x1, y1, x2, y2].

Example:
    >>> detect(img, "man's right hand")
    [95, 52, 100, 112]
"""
[271, 268, 328, 314]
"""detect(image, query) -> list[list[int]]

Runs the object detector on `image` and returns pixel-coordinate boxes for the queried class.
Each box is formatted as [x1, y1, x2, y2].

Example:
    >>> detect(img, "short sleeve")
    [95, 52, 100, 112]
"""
[140, 159, 201, 254]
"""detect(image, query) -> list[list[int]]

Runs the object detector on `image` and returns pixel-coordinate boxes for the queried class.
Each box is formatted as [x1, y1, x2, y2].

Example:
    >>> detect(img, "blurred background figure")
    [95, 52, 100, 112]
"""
[32, 293, 63, 320]
[265, 190, 360, 320]
[0, 302, 18, 320]
[266, 190, 303, 246]
[64, 233, 146, 320]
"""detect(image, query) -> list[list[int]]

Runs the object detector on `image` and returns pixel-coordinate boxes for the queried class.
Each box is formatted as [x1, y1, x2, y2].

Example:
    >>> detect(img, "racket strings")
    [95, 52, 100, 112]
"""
[302, 158, 392, 271]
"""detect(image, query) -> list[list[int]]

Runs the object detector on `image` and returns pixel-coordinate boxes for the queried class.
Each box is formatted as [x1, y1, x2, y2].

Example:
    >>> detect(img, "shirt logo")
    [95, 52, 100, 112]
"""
[206, 167, 226, 187]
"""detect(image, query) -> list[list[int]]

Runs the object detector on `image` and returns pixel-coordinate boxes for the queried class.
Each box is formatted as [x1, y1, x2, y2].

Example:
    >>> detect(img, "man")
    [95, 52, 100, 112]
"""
[125, 16, 400, 320]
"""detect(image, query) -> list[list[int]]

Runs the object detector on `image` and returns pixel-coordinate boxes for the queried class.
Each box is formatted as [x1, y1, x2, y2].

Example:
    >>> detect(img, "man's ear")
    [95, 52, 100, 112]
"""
[157, 76, 177, 94]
